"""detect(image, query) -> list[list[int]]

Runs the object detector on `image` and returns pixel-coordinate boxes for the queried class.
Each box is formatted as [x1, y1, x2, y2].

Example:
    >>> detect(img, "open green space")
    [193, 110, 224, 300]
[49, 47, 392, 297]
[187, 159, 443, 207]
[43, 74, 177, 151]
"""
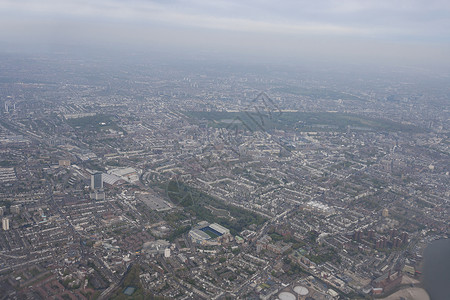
[271, 86, 364, 101]
[185, 111, 423, 133]
[66, 114, 124, 133]
[166, 180, 267, 236]
[202, 228, 220, 239]
[0, 161, 18, 167]
[110, 265, 165, 300]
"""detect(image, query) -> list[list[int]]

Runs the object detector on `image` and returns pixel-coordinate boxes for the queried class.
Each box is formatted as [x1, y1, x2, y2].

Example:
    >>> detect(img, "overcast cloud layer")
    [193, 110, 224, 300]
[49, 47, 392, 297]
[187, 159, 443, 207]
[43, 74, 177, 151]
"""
[1, 0, 450, 66]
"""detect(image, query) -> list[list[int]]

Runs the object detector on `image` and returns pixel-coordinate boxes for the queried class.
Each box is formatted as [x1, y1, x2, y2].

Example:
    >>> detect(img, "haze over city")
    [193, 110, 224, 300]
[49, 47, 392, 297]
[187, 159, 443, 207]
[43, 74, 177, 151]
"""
[1, 0, 450, 67]
[0, 1, 449, 300]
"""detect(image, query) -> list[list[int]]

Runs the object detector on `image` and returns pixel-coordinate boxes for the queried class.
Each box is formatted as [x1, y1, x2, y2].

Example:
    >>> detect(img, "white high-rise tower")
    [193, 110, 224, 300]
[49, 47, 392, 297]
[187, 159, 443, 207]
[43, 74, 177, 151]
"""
[2, 218, 10, 231]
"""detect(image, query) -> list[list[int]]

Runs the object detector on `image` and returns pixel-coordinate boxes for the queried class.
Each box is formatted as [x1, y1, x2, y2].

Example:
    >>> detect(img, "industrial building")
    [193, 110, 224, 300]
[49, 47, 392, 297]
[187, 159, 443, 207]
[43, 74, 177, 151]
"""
[108, 167, 139, 183]
[102, 173, 126, 186]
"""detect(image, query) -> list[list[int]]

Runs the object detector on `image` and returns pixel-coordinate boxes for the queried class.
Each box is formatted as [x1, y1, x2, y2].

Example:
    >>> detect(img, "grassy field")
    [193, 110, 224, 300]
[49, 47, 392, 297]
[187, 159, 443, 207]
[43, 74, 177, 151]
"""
[185, 111, 423, 133]
[271, 86, 364, 101]
[66, 114, 124, 133]
[110, 265, 165, 300]
[166, 180, 267, 236]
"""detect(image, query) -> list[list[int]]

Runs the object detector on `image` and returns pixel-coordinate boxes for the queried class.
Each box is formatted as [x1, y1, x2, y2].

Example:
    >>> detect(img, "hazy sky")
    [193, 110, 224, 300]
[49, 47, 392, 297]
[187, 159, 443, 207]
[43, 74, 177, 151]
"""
[1, 0, 450, 66]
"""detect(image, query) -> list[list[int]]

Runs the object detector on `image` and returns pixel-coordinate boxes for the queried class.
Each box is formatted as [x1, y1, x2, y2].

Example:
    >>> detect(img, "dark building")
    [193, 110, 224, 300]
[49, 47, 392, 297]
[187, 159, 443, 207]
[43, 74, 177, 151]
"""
[401, 232, 409, 244]
[372, 270, 402, 294]
[91, 172, 103, 190]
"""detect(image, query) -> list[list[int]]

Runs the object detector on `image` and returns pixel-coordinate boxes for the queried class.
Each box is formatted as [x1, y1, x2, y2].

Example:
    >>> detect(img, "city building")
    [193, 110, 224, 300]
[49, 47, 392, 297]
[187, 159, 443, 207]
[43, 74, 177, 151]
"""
[91, 172, 103, 190]
[142, 240, 170, 255]
[10, 205, 20, 214]
[102, 173, 126, 186]
[90, 190, 105, 200]
[108, 167, 139, 183]
[164, 248, 171, 258]
[372, 270, 402, 294]
[2, 218, 10, 231]
[58, 160, 71, 167]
